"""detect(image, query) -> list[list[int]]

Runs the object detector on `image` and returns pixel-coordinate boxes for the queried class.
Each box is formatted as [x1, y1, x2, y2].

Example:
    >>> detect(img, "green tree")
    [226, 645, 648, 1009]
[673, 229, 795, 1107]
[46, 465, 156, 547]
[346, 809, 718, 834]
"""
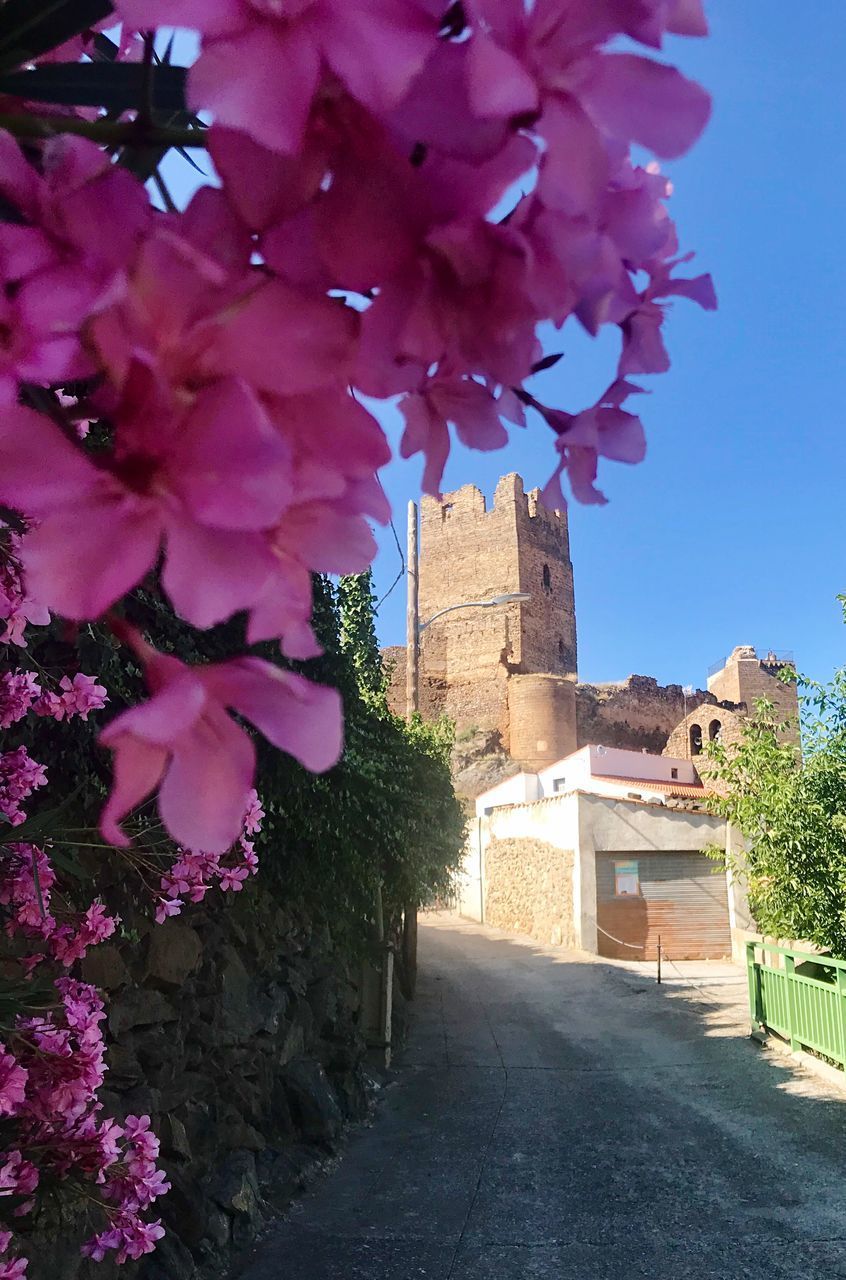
[706, 664, 846, 955]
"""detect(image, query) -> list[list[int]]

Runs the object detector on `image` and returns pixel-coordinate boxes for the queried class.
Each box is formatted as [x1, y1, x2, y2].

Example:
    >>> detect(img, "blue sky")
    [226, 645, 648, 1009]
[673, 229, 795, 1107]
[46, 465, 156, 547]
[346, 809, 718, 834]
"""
[166, 7, 846, 688]
[369, 4, 846, 688]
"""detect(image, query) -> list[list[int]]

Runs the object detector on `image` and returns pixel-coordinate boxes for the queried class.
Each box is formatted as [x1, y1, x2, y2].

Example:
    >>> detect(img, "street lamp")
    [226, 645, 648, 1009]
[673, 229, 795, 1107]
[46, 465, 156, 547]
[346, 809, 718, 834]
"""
[405, 500, 530, 717]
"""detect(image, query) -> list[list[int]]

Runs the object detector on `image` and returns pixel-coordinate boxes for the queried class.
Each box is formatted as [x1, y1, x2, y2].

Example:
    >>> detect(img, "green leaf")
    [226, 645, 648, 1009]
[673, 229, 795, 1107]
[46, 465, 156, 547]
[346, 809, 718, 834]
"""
[0, 782, 85, 846]
[0, 0, 114, 75]
[0, 61, 188, 113]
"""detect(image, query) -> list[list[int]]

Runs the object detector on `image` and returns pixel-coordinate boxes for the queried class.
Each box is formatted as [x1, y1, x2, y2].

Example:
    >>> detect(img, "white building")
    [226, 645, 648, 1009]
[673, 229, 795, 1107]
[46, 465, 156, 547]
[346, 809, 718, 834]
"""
[458, 745, 751, 963]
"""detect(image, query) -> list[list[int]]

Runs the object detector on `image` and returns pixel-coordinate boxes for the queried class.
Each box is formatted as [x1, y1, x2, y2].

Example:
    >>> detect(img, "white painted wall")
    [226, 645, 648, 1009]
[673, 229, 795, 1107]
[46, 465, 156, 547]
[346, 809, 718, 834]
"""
[458, 791, 729, 955]
[456, 818, 485, 922]
[474, 772, 541, 817]
[586, 745, 697, 785]
[537, 747, 591, 797]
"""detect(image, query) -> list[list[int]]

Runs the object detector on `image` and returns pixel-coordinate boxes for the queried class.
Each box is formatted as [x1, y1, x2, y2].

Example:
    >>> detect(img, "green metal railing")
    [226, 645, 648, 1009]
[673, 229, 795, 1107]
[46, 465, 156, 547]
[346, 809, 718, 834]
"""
[747, 940, 846, 1067]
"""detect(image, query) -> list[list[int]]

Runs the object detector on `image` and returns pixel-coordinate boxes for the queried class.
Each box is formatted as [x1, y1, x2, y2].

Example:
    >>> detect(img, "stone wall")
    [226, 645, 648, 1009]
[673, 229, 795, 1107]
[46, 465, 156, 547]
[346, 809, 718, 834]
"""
[25, 885, 382, 1280]
[707, 646, 799, 737]
[575, 676, 723, 754]
[484, 837, 575, 947]
[408, 474, 577, 744]
[664, 705, 747, 761]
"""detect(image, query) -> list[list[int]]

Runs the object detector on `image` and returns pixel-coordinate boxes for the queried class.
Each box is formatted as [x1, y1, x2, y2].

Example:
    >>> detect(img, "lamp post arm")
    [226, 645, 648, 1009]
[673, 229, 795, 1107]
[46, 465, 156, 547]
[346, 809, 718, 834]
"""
[419, 600, 498, 633]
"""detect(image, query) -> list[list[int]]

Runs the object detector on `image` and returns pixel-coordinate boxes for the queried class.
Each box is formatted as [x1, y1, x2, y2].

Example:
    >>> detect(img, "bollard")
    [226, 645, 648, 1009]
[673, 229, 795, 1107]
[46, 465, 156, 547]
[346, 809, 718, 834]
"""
[657, 934, 662, 985]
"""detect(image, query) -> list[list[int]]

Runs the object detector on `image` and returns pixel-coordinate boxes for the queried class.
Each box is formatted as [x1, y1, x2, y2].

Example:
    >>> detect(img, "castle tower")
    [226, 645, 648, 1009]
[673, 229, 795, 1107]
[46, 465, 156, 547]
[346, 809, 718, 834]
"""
[417, 473, 577, 761]
[706, 645, 799, 737]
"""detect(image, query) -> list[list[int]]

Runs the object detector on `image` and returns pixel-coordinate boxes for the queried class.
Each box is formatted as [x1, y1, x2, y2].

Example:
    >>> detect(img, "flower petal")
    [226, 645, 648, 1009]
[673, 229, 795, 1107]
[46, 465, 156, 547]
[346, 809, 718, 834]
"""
[100, 676, 206, 748]
[171, 378, 292, 531]
[0, 406, 99, 513]
[159, 709, 256, 854]
[208, 659, 343, 774]
[99, 735, 168, 848]
[189, 26, 320, 153]
[213, 281, 358, 396]
[162, 519, 277, 631]
[583, 53, 711, 159]
[21, 495, 162, 620]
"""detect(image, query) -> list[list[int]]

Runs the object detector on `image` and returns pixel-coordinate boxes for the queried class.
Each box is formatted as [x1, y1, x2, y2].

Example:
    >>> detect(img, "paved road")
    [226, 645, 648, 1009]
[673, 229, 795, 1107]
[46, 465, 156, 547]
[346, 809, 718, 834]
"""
[240, 916, 846, 1279]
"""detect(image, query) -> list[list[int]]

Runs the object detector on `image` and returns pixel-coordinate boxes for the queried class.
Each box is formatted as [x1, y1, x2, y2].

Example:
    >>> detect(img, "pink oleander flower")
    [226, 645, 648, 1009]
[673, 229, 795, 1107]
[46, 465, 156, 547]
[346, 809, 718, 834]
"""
[399, 376, 509, 496]
[240, 840, 259, 876]
[0, 1256, 27, 1279]
[0, 672, 40, 730]
[116, 0, 439, 153]
[541, 379, 648, 507]
[0, 134, 151, 399]
[218, 864, 249, 893]
[242, 790, 264, 835]
[99, 630, 342, 853]
[0, 374, 293, 629]
[617, 251, 718, 377]
[0, 1152, 38, 1199]
[57, 674, 109, 722]
[0, 535, 49, 649]
[0, 1049, 27, 1118]
[0, 750, 48, 826]
[154, 897, 184, 924]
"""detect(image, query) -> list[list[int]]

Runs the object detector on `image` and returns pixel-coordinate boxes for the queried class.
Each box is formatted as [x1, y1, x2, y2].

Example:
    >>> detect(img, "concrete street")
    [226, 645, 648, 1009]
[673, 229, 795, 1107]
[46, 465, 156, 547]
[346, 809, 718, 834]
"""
[239, 915, 846, 1279]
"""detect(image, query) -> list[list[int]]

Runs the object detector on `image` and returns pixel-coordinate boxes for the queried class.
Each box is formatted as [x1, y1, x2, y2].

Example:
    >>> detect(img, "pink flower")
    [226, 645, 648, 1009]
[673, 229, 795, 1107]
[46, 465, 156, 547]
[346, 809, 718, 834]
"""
[116, 0, 438, 152]
[0, 1050, 27, 1118]
[618, 253, 717, 377]
[399, 377, 509, 496]
[99, 631, 342, 853]
[242, 790, 264, 835]
[219, 864, 249, 893]
[0, 1256, 27, 1278]
[57, 674, 108, 722]
[154, 897, 183, 924]
[0, 1152, 38, 1198]
[0, 374, 293, 629]
[0, 134, 150, 398]
[0, 673, 40, 730]
[541, 379, 647, 507]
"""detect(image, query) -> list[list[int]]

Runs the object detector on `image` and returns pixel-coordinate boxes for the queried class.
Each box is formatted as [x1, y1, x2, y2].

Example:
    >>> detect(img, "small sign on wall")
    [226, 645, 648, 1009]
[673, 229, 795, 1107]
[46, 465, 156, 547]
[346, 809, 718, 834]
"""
[614, 859, 640, 897]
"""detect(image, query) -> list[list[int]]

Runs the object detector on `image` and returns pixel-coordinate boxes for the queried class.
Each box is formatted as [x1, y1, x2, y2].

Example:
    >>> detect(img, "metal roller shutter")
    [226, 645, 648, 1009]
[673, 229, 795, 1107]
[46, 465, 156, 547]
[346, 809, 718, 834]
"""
[596, 851, 731, 961]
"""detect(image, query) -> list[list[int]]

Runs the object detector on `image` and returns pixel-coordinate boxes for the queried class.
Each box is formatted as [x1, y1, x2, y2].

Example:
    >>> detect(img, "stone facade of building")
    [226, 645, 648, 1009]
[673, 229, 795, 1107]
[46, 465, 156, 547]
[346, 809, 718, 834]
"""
[483, 837, 576, 948]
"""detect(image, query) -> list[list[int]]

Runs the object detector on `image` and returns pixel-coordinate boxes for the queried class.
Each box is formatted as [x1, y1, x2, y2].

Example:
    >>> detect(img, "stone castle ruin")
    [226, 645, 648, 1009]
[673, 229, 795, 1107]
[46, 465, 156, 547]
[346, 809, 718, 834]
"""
[384, 474, 798, 788]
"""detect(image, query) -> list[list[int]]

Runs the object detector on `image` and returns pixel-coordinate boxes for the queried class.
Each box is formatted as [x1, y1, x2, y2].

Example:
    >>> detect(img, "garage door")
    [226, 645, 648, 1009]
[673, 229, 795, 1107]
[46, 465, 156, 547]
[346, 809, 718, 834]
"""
[596, 852, 730, 961]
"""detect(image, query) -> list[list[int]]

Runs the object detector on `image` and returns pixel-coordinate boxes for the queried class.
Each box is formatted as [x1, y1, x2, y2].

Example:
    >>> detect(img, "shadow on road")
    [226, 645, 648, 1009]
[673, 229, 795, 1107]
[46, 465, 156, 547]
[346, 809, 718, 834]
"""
[235, 915, 846, 1280]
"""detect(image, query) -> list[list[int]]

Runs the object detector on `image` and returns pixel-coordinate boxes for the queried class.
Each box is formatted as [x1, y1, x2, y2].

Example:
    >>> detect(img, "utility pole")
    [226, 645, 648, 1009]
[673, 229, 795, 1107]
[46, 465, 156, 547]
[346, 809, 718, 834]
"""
[406, 499, 419, 718]
[402, 501, 420, 1001]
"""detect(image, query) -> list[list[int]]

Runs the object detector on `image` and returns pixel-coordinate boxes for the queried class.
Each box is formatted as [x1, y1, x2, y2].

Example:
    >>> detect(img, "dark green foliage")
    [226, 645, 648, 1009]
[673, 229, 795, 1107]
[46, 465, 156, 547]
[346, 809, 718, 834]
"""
[12, 572, 464, 953]
[0, 63, 188, 113]
[0, 0, 114, 74]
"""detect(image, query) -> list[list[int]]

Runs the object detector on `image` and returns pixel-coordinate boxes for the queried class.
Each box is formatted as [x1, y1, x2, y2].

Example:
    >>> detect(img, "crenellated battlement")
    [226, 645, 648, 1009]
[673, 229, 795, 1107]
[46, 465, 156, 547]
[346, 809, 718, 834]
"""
[422, 474, 567, 530]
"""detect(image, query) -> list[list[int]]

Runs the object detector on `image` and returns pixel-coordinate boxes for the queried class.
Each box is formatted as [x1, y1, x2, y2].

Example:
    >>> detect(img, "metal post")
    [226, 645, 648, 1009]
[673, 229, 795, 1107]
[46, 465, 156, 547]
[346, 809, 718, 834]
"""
[746, 941, 763, 1035]
[836, 965, 846, 1068]
[406, 499, 419, 719]
[784, 952, 800, 1052]
[657, 935, 662, 985]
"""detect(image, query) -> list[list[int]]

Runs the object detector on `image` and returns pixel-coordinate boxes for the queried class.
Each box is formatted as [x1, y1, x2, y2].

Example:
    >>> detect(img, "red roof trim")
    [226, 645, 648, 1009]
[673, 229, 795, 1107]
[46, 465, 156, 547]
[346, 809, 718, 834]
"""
[591, 774, 708, 797]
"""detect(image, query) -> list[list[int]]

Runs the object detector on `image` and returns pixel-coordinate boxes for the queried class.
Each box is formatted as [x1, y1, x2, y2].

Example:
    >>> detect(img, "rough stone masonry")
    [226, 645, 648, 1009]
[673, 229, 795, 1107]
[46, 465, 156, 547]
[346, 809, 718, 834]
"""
[384, 474, 799, 785]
